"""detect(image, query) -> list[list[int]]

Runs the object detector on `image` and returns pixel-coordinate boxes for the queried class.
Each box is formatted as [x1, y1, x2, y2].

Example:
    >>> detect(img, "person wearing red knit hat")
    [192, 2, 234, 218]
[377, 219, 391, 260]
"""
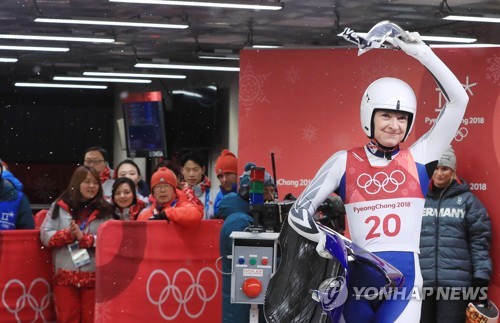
[213, 149, 238, 217]
[137, 167, 203, 228]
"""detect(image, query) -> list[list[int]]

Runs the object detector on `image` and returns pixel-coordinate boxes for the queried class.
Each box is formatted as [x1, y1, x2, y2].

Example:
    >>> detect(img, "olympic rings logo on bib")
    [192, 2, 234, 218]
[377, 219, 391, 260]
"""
[356, 170, 406, 194]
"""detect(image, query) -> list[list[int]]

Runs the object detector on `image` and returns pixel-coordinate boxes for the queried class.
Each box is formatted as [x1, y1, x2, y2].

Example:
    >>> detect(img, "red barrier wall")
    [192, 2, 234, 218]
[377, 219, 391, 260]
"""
[0, 230, 55, 322]
[1, 220, 223, 322]
[95, 220, 223, 322]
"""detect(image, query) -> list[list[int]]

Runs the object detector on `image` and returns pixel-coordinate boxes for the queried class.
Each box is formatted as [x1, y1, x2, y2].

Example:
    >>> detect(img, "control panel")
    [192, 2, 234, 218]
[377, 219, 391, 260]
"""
[230, 231, 279, 304]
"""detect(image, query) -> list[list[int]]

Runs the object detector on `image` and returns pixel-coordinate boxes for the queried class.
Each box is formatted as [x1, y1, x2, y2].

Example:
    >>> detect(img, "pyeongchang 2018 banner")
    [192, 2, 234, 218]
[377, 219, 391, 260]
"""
[95, 220, 223, 322]
[0, 230, 55, 322]
[238, 48, 500, 305]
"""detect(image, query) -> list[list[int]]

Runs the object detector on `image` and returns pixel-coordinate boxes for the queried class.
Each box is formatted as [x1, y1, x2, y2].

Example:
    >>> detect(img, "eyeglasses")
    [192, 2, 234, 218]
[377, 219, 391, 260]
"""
[154, 184, 171, 191]
[84, 159, 104, 165]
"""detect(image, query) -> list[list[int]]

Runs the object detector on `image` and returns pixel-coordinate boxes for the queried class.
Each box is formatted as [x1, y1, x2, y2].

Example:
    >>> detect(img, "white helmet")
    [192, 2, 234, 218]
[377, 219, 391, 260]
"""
[360, 77, 417, 142]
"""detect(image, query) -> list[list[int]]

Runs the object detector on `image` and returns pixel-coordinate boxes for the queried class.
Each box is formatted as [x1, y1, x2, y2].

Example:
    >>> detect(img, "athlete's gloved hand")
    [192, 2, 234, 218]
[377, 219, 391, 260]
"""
[392, 31, 433, 64]
[316, 232, 333, 259]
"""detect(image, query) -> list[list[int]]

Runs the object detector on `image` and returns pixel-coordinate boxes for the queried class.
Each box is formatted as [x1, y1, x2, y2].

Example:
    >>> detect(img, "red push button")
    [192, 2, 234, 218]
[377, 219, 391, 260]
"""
[261, 257, 269, 266]
[242, 278, 262, 298]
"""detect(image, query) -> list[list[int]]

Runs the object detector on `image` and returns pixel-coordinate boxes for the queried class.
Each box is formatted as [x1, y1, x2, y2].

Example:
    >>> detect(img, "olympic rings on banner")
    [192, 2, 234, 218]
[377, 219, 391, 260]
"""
[357, 170, 406, 194]
[455, 127, 468, 142]
[1, 278, 52, 323]
[146, 267, 219, 320]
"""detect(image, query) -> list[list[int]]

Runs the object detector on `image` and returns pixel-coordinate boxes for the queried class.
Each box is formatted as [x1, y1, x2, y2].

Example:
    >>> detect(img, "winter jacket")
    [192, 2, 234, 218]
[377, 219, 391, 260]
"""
[1, 169, 23, 191]
[420, 178, 492, 288]
[214, 183, 237, 218]
[113, 199, 146, 220]
[39, 200, 112, 287]
[219, 192, 265, 323]
[0, 178, 33, 229]
[137, 188, 203, 228]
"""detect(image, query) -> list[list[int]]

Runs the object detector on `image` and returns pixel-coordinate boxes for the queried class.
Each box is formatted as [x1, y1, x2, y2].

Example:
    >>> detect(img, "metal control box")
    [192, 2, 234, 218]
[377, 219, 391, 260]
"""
[230, 231, 279, 304]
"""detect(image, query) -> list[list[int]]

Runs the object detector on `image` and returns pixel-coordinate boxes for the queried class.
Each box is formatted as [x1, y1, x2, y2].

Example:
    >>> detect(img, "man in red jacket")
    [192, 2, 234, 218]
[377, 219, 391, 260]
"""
[137, 167, 203, 228]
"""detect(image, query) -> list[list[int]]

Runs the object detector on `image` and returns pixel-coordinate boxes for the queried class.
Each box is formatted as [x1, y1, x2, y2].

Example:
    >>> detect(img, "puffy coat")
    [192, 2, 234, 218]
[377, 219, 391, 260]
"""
[420, 178, 492, 288]
[218, 192, 259, 323]
[137, 188, 203, 228]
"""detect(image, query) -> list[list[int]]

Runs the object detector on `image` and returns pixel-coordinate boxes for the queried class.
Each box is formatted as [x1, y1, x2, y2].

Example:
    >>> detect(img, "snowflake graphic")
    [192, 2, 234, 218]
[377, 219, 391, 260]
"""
[95, 301, 114, 322]
[408, 180, 419, 192]
[239, 62, 270, 115]
[348, 167, 356, 175]
[34, 175, 57, 203]
[302, 124, 318, 143]
[401, 188, 409, 196]
[285, 65, 300, 84]
[486, 54, 500, 85]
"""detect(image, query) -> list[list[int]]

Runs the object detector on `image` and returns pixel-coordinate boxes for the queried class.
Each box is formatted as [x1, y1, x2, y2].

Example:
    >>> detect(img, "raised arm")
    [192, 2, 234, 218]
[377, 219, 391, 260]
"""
[393, 33, 469, 163]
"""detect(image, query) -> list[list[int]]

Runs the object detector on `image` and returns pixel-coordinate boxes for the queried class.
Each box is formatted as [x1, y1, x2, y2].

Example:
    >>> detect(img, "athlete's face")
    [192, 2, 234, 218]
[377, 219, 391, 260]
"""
[432, 166, 454, 188]
[373, 110, 408, 147]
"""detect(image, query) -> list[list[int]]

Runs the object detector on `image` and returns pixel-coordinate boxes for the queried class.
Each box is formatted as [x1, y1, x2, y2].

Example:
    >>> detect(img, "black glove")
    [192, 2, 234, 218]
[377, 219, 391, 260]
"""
[472, 278, 489, 301]
[150, 211, 170, 223]
[317, 195, 346, 220]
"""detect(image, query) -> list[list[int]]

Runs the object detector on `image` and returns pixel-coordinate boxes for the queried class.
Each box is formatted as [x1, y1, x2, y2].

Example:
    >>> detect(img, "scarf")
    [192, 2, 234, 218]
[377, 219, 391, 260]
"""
[99, 167, 111, 184]
[129, 200, 146, 220]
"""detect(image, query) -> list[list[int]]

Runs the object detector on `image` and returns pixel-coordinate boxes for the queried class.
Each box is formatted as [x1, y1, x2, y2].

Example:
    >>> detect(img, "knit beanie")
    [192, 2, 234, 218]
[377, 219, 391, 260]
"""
[437, 147, 457, 171]
[215, 149, 238, 175]
[151, 167, 177, 189]
[239, 162, 274, 187]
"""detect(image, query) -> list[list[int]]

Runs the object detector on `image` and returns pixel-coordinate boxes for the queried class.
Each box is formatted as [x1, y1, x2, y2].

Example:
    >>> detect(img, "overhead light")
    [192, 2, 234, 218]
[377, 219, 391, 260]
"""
[0, 34, 115, 43]
[15, 82, 107, 89]
[251, 44, 282, 48]
[430, 43, 500, 48]
[35, 17, 189, 29]
[348, 32, 476, 44]
[109, 0, 283, 10]
[443, 15, 500, 24]
[53, 76, 152, 83]
[0, 57, 18, 63]
[418, 35, 476, 43]
[198, 51, 240, 60]
[83, 71, 186, 79]
[0, 45, 69, 52]
[135, 62, 240, 72]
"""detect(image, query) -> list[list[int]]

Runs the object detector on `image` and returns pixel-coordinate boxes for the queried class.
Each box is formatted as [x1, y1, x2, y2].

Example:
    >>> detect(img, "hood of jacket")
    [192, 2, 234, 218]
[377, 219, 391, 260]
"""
[218, 192, 250, 220]
[0, 178, 19, 201]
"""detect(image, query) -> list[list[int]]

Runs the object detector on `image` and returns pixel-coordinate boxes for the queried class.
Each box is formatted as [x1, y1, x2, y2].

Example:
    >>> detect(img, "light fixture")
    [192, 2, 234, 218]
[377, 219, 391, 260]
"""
[15, 82, 107, 89]
[0, 34, 115, 43]
[443, 15, 500, 24]
[53, 76, 152, 83]
[109, 0, 283, 10]
[35, 17, 189, 29]
[251, 44, 282, 48]
[83, 71, 186, 79]
[343, 32, 477, 44]
[135, 62, 240, 72]
[0, 58, 18, 63]
[430, 43, 500, 48]
[0, 45, 69, 52]
[198, 50, 240, 60]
